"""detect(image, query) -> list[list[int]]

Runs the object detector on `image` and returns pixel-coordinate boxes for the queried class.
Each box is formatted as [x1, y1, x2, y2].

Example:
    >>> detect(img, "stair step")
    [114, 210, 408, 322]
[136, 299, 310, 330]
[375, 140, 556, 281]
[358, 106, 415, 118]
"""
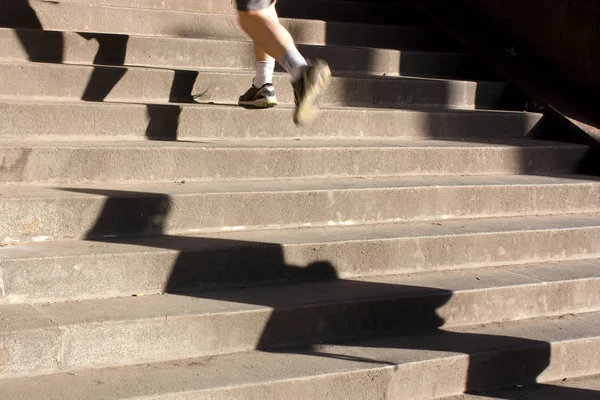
[0, 262, 599, 378]
[0, 62, 514, 109]
[0, 138, 587, 183]
[0, 100, 541, 141]
[2, 174, 600, 242]
[0, 0, 596, 396]
[447, 374, 600, 399]
[0, 310, 598, 397]
[3, 214, 600, 301]
[0, 28, 491, 80]
[55, 0, 432, 26]
[0, 1, 457, 50]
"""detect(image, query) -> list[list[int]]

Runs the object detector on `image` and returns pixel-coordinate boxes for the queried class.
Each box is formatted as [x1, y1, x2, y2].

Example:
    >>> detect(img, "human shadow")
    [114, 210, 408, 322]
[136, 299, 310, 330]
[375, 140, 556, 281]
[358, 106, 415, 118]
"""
[60, 186, 563, 397]
[0, 1, 127, 102]
[0, 0, 64, 62]
[78, 33, 129, 102]
[0, 1, 129, 101]
[144, 70, 199, 141]
[1, 0, 199, 141]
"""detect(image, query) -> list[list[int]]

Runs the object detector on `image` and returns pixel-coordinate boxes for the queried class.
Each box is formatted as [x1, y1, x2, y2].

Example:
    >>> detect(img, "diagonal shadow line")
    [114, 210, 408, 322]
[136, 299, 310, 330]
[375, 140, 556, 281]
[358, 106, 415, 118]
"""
[3, 0, 593, 395]
[3, 0, 202, 142]
[55, 185, 559, 396]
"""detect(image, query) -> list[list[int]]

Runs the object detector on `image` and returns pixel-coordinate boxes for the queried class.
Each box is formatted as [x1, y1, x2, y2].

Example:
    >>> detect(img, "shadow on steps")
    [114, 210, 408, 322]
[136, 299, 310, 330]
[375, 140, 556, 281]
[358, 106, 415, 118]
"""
[52, 185, 581, 397]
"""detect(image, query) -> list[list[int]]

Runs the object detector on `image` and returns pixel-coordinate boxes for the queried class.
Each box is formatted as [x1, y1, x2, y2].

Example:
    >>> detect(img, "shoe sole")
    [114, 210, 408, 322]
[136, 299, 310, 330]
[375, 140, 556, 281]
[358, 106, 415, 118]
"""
[294, 61, 332, 126]
[238, 97, 278, 109]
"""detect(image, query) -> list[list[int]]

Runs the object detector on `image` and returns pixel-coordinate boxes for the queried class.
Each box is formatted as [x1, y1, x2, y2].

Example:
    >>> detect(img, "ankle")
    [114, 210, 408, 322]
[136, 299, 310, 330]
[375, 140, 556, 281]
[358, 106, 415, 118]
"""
[279, 49, 308, 82]
[254, 60, 275, 88]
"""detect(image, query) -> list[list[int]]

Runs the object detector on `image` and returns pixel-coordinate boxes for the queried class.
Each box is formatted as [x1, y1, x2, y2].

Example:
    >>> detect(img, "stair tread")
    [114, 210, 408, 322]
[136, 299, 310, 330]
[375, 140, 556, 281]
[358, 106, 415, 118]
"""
[0, 60, 514, 110]
[0, 310, 597, 399]
[0, 97, 534, 114]
[0, 26, 466, 55]
[2, 173, 599, 198]
[2, 258, 599, 327]
[0, 26, 491, 80]
[2, 0, 455, 51]
[0, 137, 583, 149]
[55, 0, 422, 21]
[19, 1, 440, 32]
[4, 213, 600, 259]
[448, 374, 600, 399]
[0, 59, 496, 85]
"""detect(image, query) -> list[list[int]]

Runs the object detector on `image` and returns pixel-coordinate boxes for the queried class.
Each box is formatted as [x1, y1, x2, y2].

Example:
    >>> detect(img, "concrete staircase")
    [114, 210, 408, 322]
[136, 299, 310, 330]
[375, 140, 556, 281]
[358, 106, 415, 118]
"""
[0, 0, 599, 398]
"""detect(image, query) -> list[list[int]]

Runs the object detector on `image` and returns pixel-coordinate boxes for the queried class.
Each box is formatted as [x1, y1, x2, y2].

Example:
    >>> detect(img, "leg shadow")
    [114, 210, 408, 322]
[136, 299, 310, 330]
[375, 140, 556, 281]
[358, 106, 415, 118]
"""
[0, 0, 64, 63]
[79, 33, 129, 101]
[145, 70, 199, 141]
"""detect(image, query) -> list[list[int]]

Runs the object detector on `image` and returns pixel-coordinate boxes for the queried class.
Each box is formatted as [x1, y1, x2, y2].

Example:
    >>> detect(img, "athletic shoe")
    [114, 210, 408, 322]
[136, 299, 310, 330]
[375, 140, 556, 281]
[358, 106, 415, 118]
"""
[292, 59, 331, 125]
[238, 83, 278, 108]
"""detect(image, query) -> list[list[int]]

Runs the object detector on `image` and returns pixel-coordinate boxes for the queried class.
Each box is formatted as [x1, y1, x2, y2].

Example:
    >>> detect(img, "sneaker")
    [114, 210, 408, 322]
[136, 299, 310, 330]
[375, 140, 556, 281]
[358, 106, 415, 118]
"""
[292, 59, 331, 126]
[238, 83, 278, 108]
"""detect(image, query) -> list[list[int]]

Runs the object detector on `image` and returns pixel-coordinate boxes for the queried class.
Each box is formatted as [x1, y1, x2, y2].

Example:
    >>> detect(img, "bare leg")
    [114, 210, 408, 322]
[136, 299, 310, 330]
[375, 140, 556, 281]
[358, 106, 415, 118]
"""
[238, 3, 293, 62]
[236, 1, 330, 125]
[254, 44, 274, 63]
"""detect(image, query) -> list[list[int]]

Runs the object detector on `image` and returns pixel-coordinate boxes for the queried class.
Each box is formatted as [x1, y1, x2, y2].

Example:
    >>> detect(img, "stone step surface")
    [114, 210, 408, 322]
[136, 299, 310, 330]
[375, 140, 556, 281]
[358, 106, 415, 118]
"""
[0, 62, 514, 109]
[0, 310, 598, 398]
[447, 374, 600, 399]
[0, 1, 457, 50]
[0, 100, 541, 141]
[0, 262, 599, 378]
[3, 214, 600, 301]
[2, 174, 600, 242]
[0, 28, 491, 80]
[0, 138, 587, 183]
[54, 0, 432, 25]
[0, 0, 598, 394]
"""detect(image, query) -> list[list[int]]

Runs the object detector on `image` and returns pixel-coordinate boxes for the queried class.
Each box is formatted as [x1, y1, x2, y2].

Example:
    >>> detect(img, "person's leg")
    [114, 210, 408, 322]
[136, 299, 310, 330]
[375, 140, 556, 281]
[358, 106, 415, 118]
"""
[236, 0, 330, 124]
[237, 2, 297, 63]
[253, 45, 275, 88]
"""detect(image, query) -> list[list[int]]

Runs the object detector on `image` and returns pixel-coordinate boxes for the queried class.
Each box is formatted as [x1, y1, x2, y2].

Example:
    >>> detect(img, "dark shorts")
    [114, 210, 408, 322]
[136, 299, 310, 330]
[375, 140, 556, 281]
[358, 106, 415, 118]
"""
[235, 0, 275, 11]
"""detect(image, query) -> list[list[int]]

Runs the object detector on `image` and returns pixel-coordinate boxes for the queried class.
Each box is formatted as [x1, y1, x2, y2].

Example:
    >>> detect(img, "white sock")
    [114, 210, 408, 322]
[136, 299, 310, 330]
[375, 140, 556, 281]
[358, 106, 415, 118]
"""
[254, 60, 275, 88]
[279, 48, 308, 82]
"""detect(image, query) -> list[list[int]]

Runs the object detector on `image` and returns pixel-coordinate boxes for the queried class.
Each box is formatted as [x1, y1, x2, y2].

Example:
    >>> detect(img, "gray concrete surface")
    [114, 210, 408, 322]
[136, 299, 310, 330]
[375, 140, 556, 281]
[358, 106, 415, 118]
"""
[1, 174, 600, 241]
[4, 1, 456, 50]
[0, 311, 598, 398]
[0, 62, 511, 109]
[0, 138, 588, 183]
[448, 374, 600, 399]
[0, 0, 597, 395]
[0, 28, 489, 80]
[0, 100, 541, 140]
[2, 214, 600, 301]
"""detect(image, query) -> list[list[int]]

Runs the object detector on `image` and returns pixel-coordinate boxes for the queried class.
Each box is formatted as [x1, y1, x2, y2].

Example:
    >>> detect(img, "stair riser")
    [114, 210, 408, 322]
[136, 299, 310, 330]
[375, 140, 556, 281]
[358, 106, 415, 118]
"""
[1, 280, 598, 379]
[0, 101, 541, 140]
[0, 28, 485, 79]
[0, 2, 453, 50]
[0, 63, 509, 109]
[3, 184, 600, 242]
[3, 227, 600, 302]
[0, 146, 586, 183]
